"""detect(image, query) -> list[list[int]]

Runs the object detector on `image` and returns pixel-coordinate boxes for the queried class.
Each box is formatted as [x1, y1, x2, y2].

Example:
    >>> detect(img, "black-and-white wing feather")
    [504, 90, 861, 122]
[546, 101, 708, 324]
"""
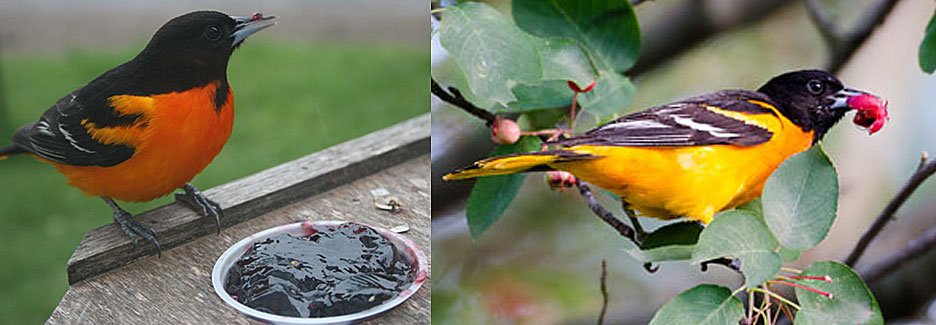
[559, 90, 777, 147]
[10, 88, 135, 167]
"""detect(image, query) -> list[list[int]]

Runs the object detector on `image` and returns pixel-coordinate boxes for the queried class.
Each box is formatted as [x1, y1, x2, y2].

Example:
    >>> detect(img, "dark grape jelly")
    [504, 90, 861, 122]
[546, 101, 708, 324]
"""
[224, 222, 414, 318]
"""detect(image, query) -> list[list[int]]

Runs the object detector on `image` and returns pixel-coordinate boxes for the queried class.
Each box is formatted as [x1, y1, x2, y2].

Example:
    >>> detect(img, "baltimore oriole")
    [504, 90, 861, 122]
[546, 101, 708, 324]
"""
[0, 11, 276, 253]
[445, 70, 887, 225]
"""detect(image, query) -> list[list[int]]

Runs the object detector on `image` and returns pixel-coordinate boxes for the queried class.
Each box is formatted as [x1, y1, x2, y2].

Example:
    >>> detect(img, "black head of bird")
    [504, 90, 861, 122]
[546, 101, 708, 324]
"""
[757, 69, 874, 142]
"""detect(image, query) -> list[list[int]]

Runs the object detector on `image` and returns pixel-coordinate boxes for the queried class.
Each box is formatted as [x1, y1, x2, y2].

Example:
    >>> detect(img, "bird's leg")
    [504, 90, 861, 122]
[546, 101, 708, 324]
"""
[103, 197, 161, 256]
[175, 183, 222, 234]
[621, 204, 647, 242]
[575, 179, 640, 246]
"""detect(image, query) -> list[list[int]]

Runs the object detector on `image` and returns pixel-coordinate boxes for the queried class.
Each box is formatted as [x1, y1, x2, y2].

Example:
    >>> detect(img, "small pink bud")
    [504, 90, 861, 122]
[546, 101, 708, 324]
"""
[546, 171, 577, 190]
[490, 117, 521, 144]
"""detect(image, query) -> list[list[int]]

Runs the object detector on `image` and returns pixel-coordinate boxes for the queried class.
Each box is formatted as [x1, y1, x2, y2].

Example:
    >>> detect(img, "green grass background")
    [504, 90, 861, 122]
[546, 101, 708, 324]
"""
[0, 40, 427, 323]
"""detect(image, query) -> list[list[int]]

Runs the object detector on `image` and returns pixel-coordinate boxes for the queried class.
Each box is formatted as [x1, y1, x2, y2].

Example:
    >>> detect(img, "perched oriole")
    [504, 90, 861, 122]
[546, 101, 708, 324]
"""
[0, 11, 275, 253]
[445, 70, 886, 225]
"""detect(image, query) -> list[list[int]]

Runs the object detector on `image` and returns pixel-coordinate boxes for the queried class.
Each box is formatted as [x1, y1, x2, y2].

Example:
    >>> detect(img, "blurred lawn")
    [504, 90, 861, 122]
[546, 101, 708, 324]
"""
[0, 39, 426, 323]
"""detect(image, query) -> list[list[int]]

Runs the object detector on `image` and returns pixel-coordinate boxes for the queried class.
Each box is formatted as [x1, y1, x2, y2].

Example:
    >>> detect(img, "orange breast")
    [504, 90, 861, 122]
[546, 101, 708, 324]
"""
[47, 82, 235, 202]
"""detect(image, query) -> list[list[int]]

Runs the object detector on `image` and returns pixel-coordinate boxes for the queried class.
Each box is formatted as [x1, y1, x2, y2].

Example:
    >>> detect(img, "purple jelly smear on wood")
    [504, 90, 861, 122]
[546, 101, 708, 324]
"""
[224, 223, 414, 318]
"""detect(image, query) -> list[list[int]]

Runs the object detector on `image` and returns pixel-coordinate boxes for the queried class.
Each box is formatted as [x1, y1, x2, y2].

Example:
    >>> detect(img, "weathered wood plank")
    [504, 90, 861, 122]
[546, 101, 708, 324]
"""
[48, 155, 430, 324]
[66, 113, 429, 284]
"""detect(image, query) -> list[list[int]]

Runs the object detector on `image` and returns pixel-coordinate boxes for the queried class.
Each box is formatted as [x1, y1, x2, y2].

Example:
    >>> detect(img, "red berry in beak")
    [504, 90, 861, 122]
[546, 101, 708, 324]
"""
[847, 94, 888, 135]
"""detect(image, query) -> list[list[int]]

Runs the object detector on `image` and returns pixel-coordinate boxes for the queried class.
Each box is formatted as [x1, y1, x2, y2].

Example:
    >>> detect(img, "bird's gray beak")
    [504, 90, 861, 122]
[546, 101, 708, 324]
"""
[230, 13, 276, 48]
[827, 88, 868, 111]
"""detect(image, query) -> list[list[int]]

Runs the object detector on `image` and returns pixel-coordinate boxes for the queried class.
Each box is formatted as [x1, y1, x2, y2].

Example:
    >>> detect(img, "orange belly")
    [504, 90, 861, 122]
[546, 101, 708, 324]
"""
[43, 82, 234, 202]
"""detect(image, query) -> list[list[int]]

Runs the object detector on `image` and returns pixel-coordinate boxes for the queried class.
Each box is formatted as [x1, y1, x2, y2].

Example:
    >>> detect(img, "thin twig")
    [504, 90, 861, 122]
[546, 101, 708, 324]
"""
[575, 179, 639, 245]
[802, 0, 839, 43]
[845, 155, 936, 266]
[803, 0, 901, 73]
[431, 79, 497, 126]
[860, 225, 936, 282]
[598, 259, 609, 325]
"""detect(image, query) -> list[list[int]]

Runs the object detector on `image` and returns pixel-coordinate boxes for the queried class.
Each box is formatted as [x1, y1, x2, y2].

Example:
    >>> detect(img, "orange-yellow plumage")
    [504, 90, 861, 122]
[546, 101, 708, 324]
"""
[42, 82, 234, 202]
[445, 102, 815, 224]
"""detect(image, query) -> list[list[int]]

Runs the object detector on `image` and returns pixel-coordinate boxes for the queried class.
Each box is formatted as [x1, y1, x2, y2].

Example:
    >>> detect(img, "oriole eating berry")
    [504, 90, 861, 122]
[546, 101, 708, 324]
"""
[445, 70, 888, 225]
[0, 11, 276, 253]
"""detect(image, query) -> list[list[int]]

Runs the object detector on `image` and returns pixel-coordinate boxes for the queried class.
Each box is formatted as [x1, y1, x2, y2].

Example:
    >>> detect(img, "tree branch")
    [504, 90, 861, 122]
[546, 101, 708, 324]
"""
[431, 78, 497, 126]
[803, 0, 901, 73]
[860, 224, 936, 283]
[802, 0, 839, 43]
[598, 259, 609, 325]
[845, 154, 936, 267]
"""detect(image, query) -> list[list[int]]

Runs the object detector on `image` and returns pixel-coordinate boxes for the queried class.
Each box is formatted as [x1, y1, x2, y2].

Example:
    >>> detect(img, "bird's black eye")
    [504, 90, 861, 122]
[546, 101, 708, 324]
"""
[807, 79, 824, 95]
[204, 26, 221, 40]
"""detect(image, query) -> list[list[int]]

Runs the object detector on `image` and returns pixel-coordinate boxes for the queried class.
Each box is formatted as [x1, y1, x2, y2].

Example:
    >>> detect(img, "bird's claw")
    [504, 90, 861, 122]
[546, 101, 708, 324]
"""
[108, 201, 161, 257]
[175, 183, 223, 234]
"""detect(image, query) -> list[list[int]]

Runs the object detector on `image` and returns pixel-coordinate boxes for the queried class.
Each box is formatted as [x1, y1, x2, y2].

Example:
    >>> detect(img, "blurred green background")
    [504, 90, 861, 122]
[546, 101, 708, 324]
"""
[0, 1, 425, 323]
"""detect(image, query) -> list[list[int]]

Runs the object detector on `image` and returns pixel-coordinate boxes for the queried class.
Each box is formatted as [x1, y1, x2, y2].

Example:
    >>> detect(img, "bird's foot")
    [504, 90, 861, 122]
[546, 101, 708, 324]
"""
[622, 206, 648, 243]
[104, 197, 161, 256]
[175, 183, 222, 234]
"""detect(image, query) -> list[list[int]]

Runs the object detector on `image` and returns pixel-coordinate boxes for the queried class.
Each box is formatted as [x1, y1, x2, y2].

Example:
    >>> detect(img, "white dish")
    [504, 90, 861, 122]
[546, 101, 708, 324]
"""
[211, 220, 428, 324]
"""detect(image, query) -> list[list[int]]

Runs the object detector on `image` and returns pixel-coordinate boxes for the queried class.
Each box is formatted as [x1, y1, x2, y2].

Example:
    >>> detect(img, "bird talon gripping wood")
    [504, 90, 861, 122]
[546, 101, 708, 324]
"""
[0, 11, 275, 253]
[445, 70, 887, 226]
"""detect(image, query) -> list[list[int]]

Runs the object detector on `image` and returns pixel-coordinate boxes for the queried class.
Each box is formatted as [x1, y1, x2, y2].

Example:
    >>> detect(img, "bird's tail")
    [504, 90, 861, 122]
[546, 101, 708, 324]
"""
[443, 150, 600, 180]
[0, 145, 25, 160]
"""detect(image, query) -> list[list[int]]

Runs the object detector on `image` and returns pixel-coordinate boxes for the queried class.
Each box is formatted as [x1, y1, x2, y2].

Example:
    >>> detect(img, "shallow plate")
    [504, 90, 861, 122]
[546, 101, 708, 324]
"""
[212, 220, 428, 324]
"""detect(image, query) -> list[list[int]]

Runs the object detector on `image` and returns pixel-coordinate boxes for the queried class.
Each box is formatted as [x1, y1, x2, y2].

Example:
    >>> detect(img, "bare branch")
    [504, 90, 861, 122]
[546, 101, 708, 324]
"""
[431, 79, 497, 126]
[845, 155, 936, 267]
[802, 0, 839, 43]
[803, 0, 901, 73]
[861, 225, 936, 282]
[598, 259, 609, 325]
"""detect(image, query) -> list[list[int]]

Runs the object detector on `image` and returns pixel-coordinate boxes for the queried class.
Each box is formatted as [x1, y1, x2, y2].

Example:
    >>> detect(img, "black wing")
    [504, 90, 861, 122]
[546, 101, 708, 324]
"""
[10, 87, 135, 167]
[558, 90, 777, 147]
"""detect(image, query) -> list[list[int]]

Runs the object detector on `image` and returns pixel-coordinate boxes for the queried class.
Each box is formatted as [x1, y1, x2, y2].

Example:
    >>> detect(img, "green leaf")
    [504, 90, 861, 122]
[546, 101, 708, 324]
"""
[762, 146, 839, 250]
[780, 247, 802, 262]
[627, 222, 704, 262]
[649, 284, 743, 325]
[539, 39, 598, 86]
[920, 10, 936, 74]
[513, 0, 641, 72]
[506, 80, 572, 113]
[641, 221, 705, 249]
[516, 108, 569, 130]
[439, 2, 542, 105]
[465, 136, 543, 238]
[736, 198, 763, 216]
[693, 210, 781, 288]
[793, 261, 883, 325]
[577, 70, 636, 119]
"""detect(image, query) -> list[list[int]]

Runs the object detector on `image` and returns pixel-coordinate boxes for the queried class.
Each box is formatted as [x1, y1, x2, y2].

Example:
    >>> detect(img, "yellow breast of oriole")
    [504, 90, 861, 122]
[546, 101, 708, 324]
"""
[554, 103, 813, 224]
